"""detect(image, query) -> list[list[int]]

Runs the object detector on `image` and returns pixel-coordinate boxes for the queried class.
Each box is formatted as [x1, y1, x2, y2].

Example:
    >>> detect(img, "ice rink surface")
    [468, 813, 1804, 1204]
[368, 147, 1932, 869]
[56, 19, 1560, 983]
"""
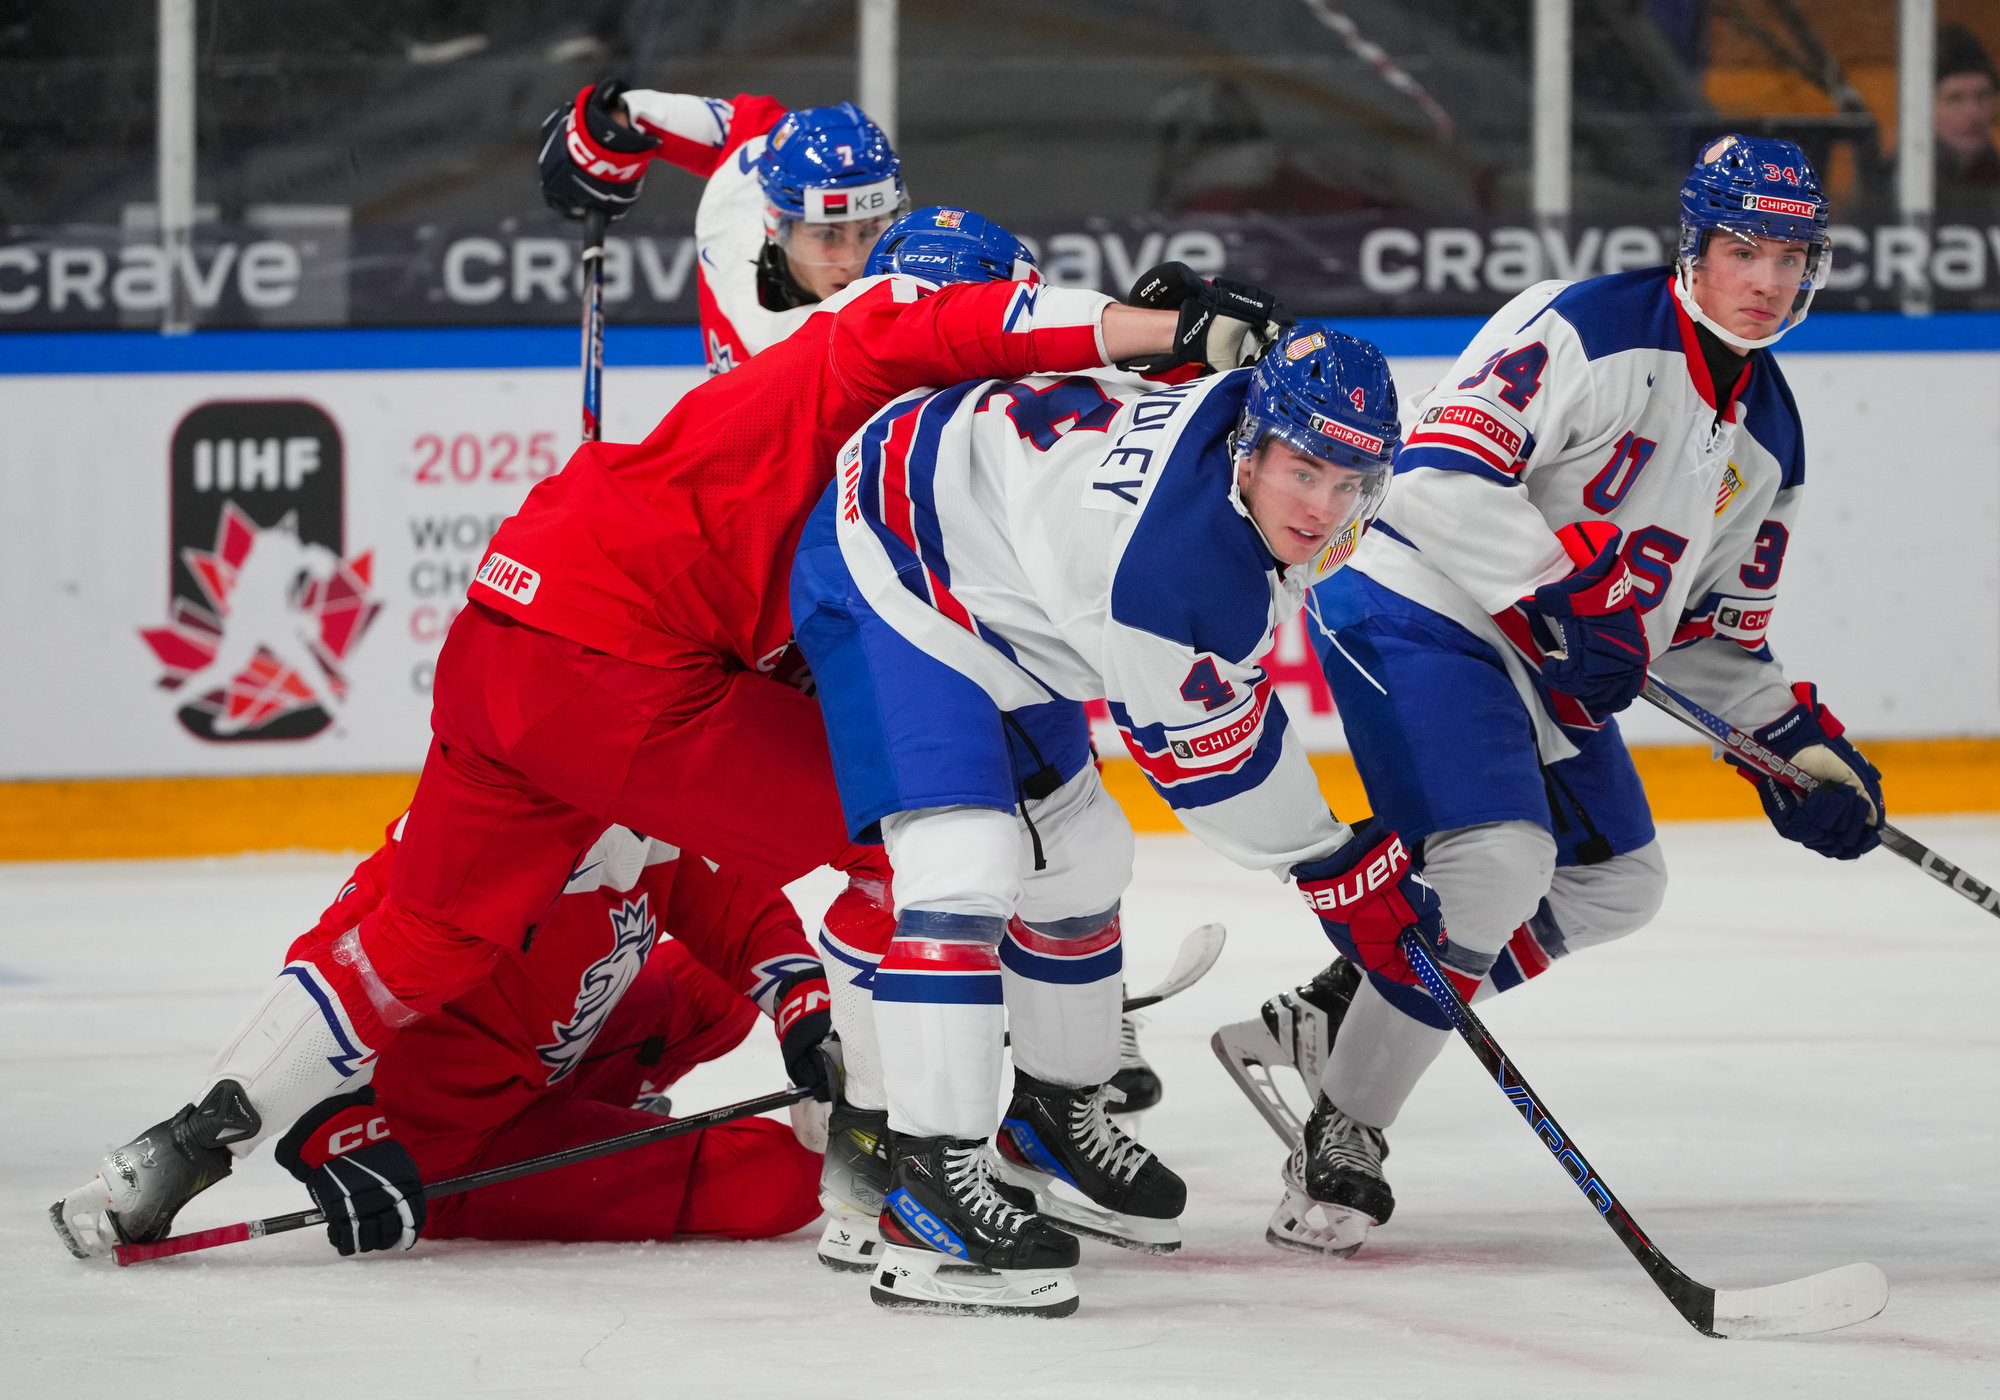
[4, 818, 1997, 1398]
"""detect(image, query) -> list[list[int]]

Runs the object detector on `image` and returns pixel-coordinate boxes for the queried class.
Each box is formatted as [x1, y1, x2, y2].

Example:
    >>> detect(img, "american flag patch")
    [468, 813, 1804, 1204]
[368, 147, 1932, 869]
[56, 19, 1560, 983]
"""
[1285, 331, 1328, 360]
[1714, 462, 1744, 514]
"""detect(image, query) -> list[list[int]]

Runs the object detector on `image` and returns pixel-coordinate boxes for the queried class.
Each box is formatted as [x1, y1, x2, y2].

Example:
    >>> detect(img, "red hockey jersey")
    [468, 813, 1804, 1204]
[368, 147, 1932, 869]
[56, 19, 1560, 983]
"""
[467, 275, 1110, 671]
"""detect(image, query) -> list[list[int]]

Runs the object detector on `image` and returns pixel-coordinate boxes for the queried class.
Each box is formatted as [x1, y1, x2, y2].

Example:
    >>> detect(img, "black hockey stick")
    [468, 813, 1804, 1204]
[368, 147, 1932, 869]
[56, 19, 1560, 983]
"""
[1641, 675, 2000, 923]
[579, 207, 608, 442]
[1401, 932, 1887, 1338]
[112, 1086, 810, 1266]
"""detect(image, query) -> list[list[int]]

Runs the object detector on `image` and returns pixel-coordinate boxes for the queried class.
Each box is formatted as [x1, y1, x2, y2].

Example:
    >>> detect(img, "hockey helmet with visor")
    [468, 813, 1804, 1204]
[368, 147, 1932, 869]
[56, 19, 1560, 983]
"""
[1675, 134, 1829, 350]
[756, 104, 908, 290]
[1232, 326, 1399, 582]
[864, 206, 1040, 285]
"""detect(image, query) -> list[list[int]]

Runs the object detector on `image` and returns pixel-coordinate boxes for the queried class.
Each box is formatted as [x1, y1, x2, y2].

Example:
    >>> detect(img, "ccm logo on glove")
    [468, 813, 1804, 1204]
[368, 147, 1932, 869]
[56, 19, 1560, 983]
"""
[1298, 833, 1411, 912]
[776, 985, 830, 1036]
[325, 1115, 392, 1157]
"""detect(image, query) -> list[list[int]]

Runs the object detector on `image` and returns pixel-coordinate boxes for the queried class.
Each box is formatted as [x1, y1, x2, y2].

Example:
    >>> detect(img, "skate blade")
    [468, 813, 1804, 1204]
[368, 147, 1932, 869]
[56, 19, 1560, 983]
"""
[994, 1162, 1182, 1254]
[1264, 1185, 1369, 1259]
[1210, 1022, 1309, 1151]
[869, 1246, 1079, 1318]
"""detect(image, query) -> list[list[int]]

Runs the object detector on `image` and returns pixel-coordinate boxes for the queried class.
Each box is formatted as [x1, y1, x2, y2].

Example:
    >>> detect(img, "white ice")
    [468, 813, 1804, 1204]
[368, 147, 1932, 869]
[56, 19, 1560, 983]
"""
[4, 819, 1997, 1397]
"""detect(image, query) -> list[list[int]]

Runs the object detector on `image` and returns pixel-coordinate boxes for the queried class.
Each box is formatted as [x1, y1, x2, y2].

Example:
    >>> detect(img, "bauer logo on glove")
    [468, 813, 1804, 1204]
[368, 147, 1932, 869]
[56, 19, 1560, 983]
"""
[1297, 831, 1412, 913]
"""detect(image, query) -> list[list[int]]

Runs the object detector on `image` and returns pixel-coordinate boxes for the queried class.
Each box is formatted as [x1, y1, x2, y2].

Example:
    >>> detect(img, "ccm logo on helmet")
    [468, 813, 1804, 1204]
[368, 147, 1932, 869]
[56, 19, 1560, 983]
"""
[328, 1115, 392, 1157]
[1305, 414, 1385, 457]
[1299, 834, 1410, 911]
[1741, 193, 1816, 219]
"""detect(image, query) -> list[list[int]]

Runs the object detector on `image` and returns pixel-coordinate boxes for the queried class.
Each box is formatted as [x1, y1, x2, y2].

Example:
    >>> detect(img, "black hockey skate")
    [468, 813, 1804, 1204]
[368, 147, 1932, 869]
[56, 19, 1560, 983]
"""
[1107, 1010, 1162, 1114]
[1211, 957, 1361, 1149]
[1267, 1093, 1393, 1258]
[995, 1069, 1186, 1254]
[870, 1134, 1080, 1317]
[50, 1080, 260, 1259]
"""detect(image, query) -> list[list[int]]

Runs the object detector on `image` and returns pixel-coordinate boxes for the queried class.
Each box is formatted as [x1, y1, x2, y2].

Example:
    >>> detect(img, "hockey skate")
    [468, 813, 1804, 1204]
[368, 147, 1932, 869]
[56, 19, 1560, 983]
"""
[1266, 1093, 1394, 1258]
[50, 1080, 259, 1259]
[1107, 1010, 1162, 1115]
[870, 1134, 1080, 1317]
[995, 1069, 1186, 1254]
[1211, 958, 1360, 1149]
[817, 1098, 1033, 1274]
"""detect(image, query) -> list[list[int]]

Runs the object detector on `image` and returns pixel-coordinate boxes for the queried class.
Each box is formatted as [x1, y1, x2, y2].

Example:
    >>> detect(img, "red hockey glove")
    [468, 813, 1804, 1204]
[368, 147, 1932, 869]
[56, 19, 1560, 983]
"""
[1292, 818, 1474, 999]
[1729, 682, 1884, 860]
[773, 966, 835, 1102]
[275, 1088, 426, 1256]
[1512, 521, 1649, 720]
[538, 81, 659, 221]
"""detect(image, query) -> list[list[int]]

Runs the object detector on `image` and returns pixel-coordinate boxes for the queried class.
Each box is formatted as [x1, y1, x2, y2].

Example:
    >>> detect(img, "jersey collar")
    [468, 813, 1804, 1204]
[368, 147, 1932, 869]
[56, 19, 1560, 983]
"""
[1671, 279, 1753, 419]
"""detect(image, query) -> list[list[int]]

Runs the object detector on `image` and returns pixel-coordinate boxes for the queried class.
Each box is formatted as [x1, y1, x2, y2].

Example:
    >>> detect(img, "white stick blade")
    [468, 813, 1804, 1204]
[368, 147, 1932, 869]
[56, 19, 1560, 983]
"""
[1710, 1262, 1889, 1339]
[1135, 923, 1226, 1005]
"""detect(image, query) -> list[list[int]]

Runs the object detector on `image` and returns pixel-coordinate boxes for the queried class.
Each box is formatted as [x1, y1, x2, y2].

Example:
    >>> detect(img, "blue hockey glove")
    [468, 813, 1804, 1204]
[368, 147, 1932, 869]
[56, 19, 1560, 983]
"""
[275, 1088, 426, 1256]
[1513, 521, 1649, 720]
[1292, 818, 1475, 998]
[539, 82, 659, 222]
[1730, 682, 1883, 860]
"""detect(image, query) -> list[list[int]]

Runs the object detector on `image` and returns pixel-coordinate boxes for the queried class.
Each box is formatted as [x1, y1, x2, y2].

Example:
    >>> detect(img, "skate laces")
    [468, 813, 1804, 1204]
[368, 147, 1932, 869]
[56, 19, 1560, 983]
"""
[1309, 1104, 1387, 1181]
[943, 1145, 1033, 1234]
[1072, 1087, 1152, 1184]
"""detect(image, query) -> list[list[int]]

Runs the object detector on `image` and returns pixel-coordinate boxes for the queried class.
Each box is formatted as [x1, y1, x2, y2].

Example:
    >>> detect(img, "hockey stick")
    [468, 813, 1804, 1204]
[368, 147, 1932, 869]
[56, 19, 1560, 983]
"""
[1123, 922, 1227, 1012]
[1401, 932, 1888, 1338]
[111, 1086, 810, 1267]
[579, 207, 608, 443]
[1641, 675, 2000, 924]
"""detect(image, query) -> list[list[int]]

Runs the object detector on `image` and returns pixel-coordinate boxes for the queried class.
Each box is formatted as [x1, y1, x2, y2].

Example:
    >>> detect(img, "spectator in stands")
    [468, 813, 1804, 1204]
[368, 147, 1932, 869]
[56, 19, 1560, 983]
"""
[1935, 24, 2000, 223]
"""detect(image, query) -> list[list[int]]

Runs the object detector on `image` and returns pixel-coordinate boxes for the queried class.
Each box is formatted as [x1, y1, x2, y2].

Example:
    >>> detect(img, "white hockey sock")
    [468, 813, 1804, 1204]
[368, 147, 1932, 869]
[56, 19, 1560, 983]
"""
[821, 923, 888, 1112]
[1318, 975, 1450, 1131]
[999, 909, 1122, 1089]
[872, 910, 1007, 1139]
[202, 961, 382, 1155]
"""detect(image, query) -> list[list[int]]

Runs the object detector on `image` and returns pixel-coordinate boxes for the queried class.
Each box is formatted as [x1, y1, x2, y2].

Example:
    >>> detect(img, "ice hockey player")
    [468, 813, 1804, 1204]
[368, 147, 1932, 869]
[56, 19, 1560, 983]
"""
[53, 819, 833, 1256]
[45, 213, 1260, 1269]
[540, 80, 905, 373]
[1216, 135, 1885, 1260]
[791, 310, 1406, 1315]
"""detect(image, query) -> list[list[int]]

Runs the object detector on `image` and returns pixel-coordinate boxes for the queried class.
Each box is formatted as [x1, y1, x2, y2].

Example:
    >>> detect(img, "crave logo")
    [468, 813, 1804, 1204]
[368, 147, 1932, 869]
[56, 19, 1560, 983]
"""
[139, 400, 382, 741]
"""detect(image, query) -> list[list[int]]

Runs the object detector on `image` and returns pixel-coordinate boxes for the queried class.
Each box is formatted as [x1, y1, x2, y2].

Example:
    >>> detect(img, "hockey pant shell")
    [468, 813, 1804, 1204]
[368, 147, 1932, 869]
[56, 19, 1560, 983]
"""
[1310, 571, 1667, 1128]
[395, 940, 820, 1243]
[344, 601, 866, 1040]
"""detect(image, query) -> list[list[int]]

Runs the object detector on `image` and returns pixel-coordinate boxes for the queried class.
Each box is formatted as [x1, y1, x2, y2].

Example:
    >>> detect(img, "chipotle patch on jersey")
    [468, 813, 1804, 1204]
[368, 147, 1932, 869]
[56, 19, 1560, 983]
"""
[138, 400, 383, 741]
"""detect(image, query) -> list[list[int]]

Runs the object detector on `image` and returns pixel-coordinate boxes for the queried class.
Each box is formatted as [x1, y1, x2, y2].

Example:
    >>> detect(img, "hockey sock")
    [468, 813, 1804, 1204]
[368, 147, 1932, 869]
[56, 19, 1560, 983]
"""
[998, 908, 1123, 1089]
[873, 910, 1007, 1140]
[1317, 974, 1450, 1131]
[819, 870, 896, 1112]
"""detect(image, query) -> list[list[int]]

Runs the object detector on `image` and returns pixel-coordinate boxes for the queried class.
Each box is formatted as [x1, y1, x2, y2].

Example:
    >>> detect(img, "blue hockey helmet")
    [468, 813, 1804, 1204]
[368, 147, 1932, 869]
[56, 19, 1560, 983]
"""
[1675, 134, 1830, 348]
[1234, 326, 1400, 580]
[864, 206, 1039, 285]
[756, 103, 906, 233]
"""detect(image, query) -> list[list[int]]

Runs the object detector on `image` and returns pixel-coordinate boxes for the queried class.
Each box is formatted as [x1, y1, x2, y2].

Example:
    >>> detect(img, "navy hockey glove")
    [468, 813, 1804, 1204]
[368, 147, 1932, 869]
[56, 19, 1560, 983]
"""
[538, 81, 659, 221]
[1513, 520, 1649, 720]
[1293, 819, 1474, 999]
[275, 1088, 426, 1256]
[1730, 682, 1884, 860]
[773, 965, 835, 1101]
[1123, 261, 1286, 373]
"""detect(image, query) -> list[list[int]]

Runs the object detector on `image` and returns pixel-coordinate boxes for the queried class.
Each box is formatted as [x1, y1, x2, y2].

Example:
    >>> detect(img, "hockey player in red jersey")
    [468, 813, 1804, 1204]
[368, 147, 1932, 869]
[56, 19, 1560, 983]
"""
[540, 81, 906, 374]
[49, 213, 1268, 1263]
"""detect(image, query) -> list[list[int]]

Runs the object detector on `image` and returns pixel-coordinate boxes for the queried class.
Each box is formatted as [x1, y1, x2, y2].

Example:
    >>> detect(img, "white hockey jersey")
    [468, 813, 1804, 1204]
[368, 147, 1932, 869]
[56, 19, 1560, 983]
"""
[833, 365, 1349, 873]
[1352, 268, 1806, 760]
[622, 90, 817, 373]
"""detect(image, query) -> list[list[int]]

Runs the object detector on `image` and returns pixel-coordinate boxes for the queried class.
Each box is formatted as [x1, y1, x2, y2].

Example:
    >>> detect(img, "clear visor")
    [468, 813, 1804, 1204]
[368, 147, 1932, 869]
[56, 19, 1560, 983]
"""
[1247, 424, 1393, 533]
[776, 203, 909, 270]
[1689, 228, 1828, 292]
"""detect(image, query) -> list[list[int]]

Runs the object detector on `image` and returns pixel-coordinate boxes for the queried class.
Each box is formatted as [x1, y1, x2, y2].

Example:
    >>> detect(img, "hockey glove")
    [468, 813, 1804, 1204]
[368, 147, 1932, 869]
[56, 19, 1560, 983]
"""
[1513, 521, 1649, 720]
[1730, 682, 1884, 860]
[1293, 819, 1472, 998]
[275, 1087, 426, 1256]
[1123, 261, 1286, 373]
[773, 965, 835, 1102]
[538, 81, 659, 222]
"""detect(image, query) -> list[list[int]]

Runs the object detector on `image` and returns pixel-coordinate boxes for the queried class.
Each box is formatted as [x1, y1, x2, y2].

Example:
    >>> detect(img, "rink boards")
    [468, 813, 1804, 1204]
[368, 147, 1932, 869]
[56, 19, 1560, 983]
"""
[1, 317, 1997, 855]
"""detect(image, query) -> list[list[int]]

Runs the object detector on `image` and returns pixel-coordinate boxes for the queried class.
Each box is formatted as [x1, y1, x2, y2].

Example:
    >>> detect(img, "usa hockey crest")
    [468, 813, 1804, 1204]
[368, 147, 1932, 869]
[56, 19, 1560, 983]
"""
[139, 400, 382, 741]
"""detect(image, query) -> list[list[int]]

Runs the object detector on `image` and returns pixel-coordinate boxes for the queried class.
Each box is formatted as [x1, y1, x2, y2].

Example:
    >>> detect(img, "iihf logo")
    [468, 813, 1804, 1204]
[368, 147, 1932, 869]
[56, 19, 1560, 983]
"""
[139, 400, 382, 741]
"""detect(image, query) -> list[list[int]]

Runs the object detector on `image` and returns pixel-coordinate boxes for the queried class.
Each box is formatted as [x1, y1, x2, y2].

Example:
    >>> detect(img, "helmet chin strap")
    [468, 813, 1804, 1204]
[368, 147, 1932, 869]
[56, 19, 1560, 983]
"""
[1673, 260, 1807, 353]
